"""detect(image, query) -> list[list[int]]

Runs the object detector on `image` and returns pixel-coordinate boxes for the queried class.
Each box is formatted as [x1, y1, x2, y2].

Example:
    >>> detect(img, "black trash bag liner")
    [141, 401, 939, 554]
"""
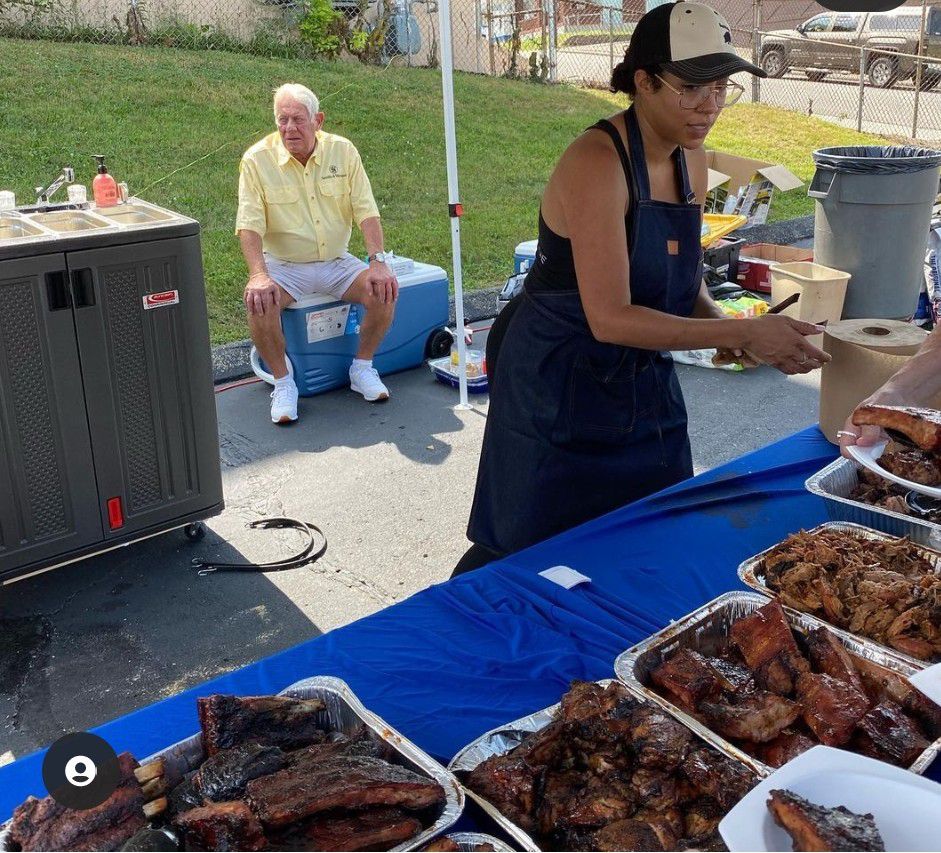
[812, 146, 941, 175]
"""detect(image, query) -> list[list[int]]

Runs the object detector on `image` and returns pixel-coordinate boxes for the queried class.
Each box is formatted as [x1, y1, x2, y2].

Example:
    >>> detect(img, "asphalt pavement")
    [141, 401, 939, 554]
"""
[0, 347, 825, 762]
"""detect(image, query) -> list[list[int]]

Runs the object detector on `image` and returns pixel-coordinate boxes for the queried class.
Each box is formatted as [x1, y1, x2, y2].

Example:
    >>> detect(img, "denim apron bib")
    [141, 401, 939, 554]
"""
[468, 107, 702, 555]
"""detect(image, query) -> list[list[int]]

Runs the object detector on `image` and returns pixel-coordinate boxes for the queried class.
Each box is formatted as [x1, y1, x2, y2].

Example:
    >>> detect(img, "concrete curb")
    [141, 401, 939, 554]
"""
[211, 215, 815, 384]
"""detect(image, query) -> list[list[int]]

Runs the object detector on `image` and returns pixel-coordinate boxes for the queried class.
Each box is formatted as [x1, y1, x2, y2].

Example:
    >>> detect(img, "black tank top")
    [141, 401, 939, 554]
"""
[525, 115, 685, 293]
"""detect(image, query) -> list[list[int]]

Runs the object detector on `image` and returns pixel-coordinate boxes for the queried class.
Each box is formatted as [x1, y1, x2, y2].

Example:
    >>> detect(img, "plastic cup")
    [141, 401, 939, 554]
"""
[0, 190, 15, 210]
[67, 184, 88, 204]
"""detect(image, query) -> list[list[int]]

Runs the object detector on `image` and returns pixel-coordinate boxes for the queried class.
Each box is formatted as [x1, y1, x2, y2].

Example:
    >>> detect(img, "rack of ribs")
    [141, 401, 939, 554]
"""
[700, 690, 801, 742]
[650, 649, 752, 707]
[7, 752, 146, 852]
[767, 789, 885, 851]
[247, 751, 445, 828]
[172, 800, 265, 851]
[853, 405, 941, 453]
[805, 628, 866, 695]
[193, 742, 287, 802]
[197, 694, 327, 755]
[795, 672, 870, 747]
[284, 807, 423, 851]
[730, 601, 810, 695]
[853, 700, 930, 766]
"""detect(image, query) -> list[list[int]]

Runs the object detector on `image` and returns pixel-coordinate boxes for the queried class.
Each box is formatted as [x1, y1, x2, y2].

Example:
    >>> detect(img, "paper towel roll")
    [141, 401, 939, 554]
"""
[819, 319, 928, 444]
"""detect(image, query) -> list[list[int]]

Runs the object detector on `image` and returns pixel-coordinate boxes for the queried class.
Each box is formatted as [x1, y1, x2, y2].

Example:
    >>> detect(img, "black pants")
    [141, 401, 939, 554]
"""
[449, 298, 523, 579]
[450, 543, 505, 578]
[485, 293, 523, 395]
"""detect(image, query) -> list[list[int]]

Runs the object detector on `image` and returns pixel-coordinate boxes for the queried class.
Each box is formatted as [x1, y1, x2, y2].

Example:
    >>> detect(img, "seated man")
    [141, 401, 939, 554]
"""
[237, 82, 398, 424]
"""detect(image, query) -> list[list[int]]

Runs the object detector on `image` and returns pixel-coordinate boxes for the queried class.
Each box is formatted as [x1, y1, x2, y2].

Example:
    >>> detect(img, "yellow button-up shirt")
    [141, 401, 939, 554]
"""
[236, 130, 380, 263]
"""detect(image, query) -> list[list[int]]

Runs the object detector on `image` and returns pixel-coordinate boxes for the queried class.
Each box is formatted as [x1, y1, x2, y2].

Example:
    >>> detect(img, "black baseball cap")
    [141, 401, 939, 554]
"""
[625, 2, 766, 83]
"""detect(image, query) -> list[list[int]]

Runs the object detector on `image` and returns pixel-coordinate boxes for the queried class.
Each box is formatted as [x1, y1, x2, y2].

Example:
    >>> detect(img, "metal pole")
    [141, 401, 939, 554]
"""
[913, 0, 929, 139]
[475, 0, 482, 73]
[436, 0, 471, 409]
[751, 0, 761, 103]
[405, 0, 412, 67]
[547, 0, 558, 83]
[609, 9, 614, 78]
[487, 0, 495, 75]
[857, 46, 866, 132]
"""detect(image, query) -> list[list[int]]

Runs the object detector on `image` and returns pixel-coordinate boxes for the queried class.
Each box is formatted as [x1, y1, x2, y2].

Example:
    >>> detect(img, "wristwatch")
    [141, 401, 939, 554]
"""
[368, 251, 390, 264]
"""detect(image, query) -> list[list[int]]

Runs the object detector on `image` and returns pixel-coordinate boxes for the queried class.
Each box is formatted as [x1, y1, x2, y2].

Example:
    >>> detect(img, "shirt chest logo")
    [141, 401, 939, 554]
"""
[667, 239, 680, 255]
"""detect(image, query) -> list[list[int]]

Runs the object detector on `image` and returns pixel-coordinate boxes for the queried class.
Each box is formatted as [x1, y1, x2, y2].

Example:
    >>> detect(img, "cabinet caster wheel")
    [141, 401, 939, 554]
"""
[184, 522, 206, 542]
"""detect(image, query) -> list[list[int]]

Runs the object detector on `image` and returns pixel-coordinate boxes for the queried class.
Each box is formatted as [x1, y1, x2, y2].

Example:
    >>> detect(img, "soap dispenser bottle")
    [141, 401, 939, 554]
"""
[92, 155, 119, 207]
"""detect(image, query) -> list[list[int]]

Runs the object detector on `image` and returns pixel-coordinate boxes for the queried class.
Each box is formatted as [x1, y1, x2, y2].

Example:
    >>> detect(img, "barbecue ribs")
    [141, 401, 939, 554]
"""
[767, 789, 885, 851]
[854, 700, 930, 766]
[852, 405, 941, 453]
[172, 800, 265, 852]
[197, 694, 327, 755]
[287, 807, 422, 851]
[879, 448, 941, 486]
[796, 672, 871, 747]
[8, 752, 145, 852]
[730, 600, 809, 695]
[195, 742, 287, 802]
[247, 752, 445, 827]
[805, 627, 866, 695]
[700, 689, 801, 743]
[755, 730, 817, 768]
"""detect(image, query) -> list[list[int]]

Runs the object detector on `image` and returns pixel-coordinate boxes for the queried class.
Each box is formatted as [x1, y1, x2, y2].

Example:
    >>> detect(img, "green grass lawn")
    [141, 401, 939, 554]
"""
[0, 38, 887, 344]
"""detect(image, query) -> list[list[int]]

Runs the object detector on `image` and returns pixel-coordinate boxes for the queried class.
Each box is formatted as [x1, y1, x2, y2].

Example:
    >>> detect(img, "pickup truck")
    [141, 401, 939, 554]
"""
[759, 6, 941, 89]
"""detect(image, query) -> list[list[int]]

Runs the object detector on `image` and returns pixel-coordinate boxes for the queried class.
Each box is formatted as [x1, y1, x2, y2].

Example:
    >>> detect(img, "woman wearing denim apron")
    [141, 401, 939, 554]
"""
[456, 2, 830, 575]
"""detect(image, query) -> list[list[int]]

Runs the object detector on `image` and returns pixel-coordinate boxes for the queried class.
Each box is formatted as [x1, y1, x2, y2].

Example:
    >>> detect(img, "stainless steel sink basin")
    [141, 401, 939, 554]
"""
[96, 203, 174, 225]
[0, 213, 47, 240]
[29, 210, 111, 233]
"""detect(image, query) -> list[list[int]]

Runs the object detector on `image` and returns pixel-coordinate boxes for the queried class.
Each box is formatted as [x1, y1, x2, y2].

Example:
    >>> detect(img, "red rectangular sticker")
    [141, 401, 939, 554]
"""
[142, 290, 180, 310]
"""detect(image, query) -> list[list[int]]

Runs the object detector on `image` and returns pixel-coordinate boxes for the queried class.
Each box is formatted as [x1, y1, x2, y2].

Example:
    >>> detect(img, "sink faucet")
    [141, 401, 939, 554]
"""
[35, 166, 75, 203]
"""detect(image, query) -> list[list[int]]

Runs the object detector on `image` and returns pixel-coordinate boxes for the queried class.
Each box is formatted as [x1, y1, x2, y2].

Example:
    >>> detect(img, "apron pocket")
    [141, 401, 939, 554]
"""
[554, 351, 657, 447]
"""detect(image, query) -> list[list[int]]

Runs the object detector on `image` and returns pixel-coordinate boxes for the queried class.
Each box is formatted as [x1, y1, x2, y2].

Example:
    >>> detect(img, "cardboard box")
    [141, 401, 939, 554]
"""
[705, 151, 803, 226]
[737, 243, 814, 293]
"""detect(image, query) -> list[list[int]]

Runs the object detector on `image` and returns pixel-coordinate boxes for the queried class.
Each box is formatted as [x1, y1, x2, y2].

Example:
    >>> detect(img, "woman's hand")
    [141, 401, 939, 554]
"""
[739, 315, 831, 375]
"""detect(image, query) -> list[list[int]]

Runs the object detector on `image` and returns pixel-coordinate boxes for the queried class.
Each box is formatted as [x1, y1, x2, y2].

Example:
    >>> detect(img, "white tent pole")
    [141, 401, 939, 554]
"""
[436, 0, 471, 410]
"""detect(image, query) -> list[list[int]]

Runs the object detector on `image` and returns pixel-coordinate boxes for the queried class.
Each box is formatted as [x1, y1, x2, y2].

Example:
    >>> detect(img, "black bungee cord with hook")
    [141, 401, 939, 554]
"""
[193, 517, 327, 576]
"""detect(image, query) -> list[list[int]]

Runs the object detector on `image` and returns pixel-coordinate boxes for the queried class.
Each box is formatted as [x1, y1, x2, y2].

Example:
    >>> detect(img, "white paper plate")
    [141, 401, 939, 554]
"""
[719, 745, 941, 852]
[910, 663, 941, 707]
[847, 441, 941, 499]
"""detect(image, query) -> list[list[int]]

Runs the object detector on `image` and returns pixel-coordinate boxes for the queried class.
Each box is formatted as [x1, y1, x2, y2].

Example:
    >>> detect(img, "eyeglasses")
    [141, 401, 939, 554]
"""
[654, 75, 745, 110]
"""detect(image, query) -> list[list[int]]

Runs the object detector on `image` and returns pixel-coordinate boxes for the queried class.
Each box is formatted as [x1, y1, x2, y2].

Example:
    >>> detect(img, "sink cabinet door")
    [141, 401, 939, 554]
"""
[66, 236, 222, 539]
[0, 254, 103, 579]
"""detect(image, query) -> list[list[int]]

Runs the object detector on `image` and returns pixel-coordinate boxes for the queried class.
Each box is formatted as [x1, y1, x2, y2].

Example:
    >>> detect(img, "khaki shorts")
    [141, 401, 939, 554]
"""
[265, 252, 368, 302]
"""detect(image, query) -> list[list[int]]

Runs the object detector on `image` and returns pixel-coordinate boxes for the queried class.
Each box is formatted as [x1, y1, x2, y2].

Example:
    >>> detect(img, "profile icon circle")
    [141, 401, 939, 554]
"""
[42, 733, 120, 810]
[64, 755, 97, 787]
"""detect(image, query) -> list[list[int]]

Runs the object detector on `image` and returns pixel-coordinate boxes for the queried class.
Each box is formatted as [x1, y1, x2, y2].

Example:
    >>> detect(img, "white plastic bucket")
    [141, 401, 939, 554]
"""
[770, 261, 851, 347]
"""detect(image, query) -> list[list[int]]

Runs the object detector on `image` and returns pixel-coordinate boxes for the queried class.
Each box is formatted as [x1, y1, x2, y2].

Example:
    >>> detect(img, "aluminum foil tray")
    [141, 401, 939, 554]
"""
[613, 591, 940, 778]
[443, 831, 516, 851]
[806, 457, 941, 551]
[738, 520, 941, 668]
[1, 676, 463, 852]
[448, 679, 759, 851]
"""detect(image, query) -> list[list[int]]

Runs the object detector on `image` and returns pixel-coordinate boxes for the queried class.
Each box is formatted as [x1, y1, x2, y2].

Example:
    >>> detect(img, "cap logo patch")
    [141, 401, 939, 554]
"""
[720, 24, 732, 43]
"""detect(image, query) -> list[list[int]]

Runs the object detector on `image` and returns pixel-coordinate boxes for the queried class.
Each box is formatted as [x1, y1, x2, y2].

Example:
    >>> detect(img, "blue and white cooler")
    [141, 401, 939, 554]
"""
[251, 255, 450, 397]
[514, 239, 538, 274]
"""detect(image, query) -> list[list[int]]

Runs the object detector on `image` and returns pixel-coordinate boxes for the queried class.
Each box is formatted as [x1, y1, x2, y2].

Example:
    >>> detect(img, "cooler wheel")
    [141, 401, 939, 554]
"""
[426, 328, 454, 359]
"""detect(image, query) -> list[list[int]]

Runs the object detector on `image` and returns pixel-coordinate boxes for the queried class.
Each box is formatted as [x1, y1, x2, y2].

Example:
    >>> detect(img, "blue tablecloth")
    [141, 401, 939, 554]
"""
[2, 426, 937, 820]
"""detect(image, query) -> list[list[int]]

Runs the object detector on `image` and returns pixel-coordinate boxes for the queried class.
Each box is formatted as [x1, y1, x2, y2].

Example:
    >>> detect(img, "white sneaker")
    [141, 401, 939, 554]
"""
[350, 364, 390, 402]
[270, 381, 299, 424]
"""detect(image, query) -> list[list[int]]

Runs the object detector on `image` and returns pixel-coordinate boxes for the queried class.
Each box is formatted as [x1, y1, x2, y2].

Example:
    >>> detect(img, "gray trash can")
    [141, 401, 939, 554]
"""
[810, 146, 941, 320]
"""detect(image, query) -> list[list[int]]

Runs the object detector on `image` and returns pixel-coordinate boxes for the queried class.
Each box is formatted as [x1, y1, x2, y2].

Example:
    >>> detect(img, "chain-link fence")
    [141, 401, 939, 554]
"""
[4, 0, 941, 142]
